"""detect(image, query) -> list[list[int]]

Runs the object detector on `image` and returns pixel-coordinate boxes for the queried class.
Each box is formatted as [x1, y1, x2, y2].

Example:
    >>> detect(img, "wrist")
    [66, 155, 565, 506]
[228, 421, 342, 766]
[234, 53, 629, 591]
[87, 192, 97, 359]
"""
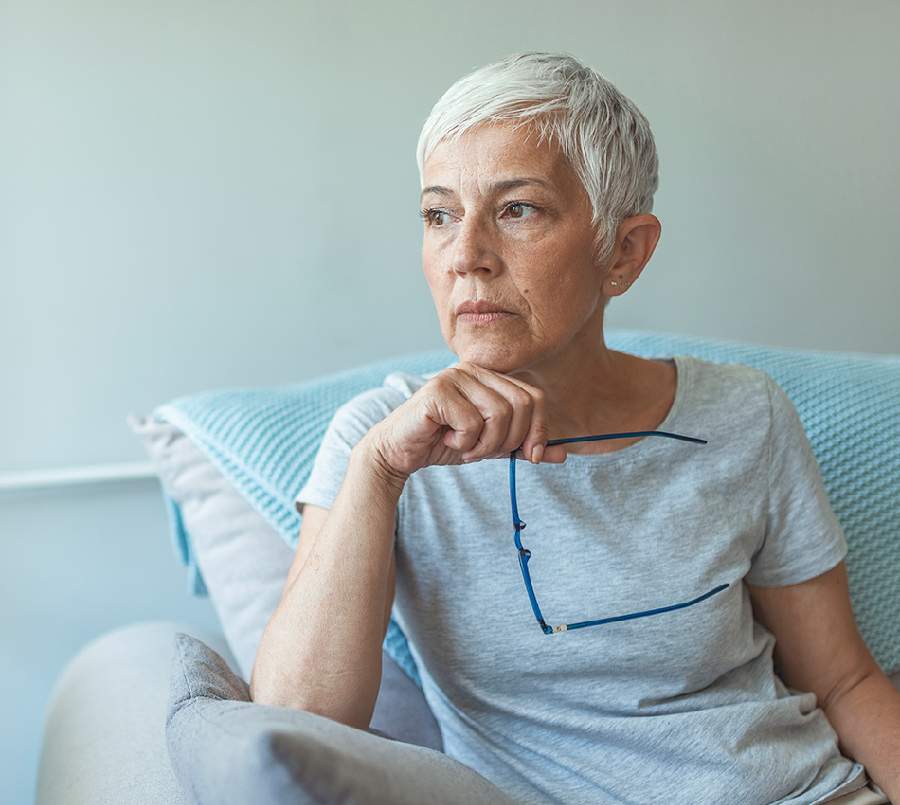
[353, 431, 409, 495]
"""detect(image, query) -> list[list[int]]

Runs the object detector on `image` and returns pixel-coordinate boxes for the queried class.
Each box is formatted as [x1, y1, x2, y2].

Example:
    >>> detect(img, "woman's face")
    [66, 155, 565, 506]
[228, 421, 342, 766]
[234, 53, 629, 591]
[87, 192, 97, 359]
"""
[420, 121, 606, 372]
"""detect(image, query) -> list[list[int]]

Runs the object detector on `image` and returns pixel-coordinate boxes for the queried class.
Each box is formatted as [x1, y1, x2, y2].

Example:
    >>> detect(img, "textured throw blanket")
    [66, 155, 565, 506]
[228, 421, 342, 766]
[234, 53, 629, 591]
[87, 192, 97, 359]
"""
[152, 328, 900, 682]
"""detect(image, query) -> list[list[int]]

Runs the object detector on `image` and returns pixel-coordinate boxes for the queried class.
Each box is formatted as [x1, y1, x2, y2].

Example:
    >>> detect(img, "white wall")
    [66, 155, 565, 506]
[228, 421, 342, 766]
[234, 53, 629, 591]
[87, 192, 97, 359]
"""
[3, 0, 898, 473]
[3, 1, 898, 802]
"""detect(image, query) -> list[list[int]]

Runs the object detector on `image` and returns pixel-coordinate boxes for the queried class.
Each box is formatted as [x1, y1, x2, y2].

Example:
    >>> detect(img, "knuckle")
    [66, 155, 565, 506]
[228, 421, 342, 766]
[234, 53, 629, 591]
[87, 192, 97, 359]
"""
[532, 421, 550, 439]
[431, 371, 458, 392]
[515, 389, 534, 409]
[463, 411, 483, 431]
[496, 396, 513, 418]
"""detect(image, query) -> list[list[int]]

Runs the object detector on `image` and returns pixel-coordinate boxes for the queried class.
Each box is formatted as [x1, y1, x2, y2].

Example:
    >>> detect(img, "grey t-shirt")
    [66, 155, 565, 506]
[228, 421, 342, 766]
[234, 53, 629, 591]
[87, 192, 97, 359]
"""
[295, 354, 869, 805]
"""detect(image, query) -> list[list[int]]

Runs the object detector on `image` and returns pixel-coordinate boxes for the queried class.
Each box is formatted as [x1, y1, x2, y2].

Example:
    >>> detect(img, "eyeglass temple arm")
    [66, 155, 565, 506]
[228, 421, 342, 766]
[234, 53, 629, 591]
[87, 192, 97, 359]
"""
[544, 429, 708, 448]
[509, 429, 711, 636]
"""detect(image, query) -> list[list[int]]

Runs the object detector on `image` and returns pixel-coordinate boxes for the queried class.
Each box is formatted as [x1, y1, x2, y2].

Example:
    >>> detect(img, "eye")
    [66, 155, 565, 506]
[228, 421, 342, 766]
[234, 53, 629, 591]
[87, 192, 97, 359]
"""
[503, 202, 539, 220]
[419, 208, 453, 227]
[419, 202, 540, 227]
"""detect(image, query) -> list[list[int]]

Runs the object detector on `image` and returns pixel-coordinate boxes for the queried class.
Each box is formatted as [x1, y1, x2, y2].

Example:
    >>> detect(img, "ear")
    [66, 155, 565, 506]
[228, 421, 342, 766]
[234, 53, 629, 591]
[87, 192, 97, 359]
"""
[601, 214, 661, 297]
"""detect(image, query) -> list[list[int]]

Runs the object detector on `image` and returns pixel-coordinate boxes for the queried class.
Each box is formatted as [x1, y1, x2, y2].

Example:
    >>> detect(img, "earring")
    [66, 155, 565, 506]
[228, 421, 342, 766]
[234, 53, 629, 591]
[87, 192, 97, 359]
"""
[610, 279, 630, 288]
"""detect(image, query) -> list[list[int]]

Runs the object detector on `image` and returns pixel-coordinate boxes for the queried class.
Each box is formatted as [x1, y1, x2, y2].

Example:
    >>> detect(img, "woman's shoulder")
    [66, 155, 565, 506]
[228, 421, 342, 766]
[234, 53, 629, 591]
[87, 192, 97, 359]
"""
[676, 354, 781, 427]
[382, 367, 443, 398]
[328, 366, 443, 439]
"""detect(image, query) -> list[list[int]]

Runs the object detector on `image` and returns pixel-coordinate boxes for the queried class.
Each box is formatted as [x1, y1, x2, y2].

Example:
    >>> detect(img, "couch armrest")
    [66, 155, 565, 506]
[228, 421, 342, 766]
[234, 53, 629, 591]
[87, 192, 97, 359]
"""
[35, 620, 236, 805]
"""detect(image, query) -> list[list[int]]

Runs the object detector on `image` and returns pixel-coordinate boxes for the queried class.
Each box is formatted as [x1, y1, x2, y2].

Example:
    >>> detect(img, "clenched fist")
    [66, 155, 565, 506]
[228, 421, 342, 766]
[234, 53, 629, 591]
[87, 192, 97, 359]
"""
[364, 361, 569, 481]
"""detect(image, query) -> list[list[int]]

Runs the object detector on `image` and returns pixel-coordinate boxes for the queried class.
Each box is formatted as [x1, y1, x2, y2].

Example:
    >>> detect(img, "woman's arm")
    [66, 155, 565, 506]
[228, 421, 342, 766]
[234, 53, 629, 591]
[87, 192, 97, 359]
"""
[249, 431, 407, 730]
[747, 562, 900, 800]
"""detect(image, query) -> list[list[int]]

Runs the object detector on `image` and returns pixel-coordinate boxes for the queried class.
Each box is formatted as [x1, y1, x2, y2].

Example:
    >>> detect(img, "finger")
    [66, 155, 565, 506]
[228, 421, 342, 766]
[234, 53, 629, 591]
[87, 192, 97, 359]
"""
[456, 384, 514, 461]
[471, 367, 550, 462]
[435, 369, 513, 459]
[512, 443, 567, 462]
[454, 367, 535, 460]
[541, 443, 568, 462]
[425, 378, 486, 455]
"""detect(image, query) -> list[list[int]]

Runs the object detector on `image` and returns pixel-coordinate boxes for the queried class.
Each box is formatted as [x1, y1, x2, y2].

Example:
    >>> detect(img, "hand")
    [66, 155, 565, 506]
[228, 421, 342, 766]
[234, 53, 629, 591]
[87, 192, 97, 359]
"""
[365, 360, 568, 479]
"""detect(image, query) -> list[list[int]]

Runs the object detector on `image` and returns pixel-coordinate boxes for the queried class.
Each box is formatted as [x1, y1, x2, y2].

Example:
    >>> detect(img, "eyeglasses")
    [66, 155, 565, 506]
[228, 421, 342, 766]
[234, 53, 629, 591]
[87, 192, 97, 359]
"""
[508, 429, 730, 635]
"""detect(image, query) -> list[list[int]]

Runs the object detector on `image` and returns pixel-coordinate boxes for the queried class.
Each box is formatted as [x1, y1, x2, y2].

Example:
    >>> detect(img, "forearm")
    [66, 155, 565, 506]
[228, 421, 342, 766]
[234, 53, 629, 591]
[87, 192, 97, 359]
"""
[250, 436, 406, 729]
[824, 667, 900, 800]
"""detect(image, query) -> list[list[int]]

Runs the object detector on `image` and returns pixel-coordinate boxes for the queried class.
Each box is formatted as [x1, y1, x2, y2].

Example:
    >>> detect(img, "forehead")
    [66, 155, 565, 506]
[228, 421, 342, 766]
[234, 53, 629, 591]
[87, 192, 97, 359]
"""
[422, 121, 573, 193]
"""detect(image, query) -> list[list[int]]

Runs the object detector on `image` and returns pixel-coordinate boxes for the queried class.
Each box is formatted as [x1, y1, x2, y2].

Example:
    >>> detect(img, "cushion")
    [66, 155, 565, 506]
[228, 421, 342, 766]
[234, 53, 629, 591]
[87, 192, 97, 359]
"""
[128, 414, 294, 678]
[166, 632, 515, 805]
[128, 414, 443, 751]
[147, 329, 900, 676]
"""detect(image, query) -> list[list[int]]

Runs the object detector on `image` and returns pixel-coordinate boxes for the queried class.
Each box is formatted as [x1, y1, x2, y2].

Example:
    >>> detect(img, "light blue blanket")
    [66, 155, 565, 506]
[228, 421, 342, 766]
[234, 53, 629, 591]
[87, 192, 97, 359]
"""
[153, 328, 900, 682]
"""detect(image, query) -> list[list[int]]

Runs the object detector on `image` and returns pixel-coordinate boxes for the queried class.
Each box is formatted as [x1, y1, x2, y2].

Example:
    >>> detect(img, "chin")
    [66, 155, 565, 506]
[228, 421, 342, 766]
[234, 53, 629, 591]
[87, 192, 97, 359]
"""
[451, 341, 523, 374]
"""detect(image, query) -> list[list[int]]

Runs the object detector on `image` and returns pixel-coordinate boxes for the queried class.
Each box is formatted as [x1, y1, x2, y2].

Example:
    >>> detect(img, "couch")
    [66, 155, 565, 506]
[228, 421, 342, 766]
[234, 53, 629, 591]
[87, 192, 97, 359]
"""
[34, 329, 900, 804]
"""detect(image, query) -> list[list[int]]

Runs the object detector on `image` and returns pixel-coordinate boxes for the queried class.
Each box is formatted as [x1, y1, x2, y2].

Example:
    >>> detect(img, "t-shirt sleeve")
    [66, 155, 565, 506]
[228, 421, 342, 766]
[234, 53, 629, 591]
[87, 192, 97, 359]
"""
[744, 374, 849, 587]
[294, 385, 407, 517]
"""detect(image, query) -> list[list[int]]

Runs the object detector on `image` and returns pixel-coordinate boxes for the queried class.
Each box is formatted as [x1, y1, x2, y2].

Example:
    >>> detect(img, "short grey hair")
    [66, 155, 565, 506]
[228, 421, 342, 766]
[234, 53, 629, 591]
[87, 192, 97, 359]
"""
[416, 51, 659, 271]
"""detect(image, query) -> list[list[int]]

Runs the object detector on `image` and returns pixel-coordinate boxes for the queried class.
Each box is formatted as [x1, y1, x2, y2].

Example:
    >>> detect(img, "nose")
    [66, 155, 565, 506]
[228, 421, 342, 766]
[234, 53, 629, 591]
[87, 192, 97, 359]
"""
[448, 211, 502, 278]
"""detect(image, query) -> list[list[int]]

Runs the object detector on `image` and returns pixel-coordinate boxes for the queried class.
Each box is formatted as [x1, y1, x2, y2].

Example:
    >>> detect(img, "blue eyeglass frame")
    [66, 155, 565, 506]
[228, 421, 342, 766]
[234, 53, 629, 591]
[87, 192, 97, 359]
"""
[508, 430, 730, 635]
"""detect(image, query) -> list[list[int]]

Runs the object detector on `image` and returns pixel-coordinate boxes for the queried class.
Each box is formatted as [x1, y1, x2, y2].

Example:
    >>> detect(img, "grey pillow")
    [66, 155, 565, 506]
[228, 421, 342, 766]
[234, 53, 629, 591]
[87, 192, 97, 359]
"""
[166, 632, 516, 805]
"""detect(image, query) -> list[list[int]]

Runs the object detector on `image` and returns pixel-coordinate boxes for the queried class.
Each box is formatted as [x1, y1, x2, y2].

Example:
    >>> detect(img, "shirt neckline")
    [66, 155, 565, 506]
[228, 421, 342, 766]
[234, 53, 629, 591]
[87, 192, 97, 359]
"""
[547, 354, 695, 465]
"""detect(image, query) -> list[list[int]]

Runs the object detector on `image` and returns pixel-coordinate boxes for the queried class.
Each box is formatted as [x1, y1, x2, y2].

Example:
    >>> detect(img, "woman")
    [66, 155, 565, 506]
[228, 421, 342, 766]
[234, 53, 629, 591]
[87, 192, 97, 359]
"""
[252, 52, 899, 804]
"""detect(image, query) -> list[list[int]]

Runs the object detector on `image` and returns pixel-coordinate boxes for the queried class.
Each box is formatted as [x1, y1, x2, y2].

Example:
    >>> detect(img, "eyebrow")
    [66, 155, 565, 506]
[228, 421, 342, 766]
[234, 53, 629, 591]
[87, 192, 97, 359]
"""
[420, 176, 555, 202]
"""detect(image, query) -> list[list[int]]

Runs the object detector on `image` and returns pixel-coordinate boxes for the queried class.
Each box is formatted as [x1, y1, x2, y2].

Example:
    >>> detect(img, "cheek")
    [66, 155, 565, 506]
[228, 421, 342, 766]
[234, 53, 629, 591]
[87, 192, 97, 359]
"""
[422, 267, 455, 325]
[516, 264, 596, 335]
[421, 258, 443, 293]
[518, 263, 584, 308]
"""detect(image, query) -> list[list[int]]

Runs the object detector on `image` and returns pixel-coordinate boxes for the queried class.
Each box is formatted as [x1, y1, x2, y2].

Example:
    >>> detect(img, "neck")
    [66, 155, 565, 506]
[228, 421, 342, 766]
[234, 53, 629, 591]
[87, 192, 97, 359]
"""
[507, 322, 643, 440]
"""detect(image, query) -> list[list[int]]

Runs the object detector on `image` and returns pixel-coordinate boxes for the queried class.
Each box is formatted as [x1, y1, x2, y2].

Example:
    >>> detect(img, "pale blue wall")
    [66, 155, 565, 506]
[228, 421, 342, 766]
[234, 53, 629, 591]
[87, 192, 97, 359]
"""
[3, 1, 899, 802]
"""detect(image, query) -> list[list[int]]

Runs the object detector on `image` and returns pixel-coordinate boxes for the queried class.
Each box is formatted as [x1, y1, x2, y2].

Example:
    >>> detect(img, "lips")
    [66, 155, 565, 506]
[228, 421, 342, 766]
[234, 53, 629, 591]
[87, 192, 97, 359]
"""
[456, 300, 511, 315]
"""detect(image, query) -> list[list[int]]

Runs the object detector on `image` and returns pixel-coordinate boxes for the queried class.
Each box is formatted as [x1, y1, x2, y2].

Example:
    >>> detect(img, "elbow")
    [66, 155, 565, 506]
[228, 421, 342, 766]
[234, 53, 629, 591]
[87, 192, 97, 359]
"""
[248, 632, 299, 707]
[250, 675, 373, 731]
[249, 672, 280, 708]
[248, 659, 294, 709]
[249, 676, 315, 713]
[249, 666, 300, 710]
[248, 675, 274, 706]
